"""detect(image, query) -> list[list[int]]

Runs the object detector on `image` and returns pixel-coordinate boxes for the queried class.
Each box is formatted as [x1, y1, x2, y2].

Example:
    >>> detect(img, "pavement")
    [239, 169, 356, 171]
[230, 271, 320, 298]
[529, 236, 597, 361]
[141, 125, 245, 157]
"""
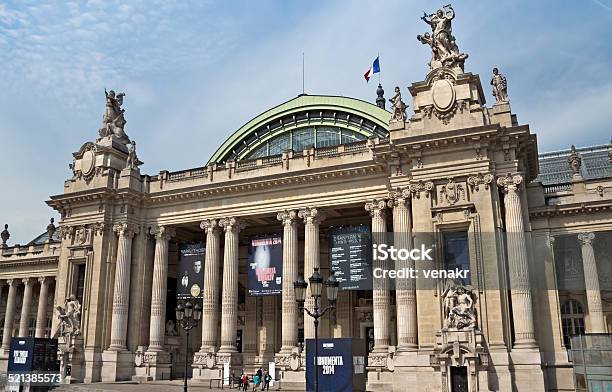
[50, 380, 279, 392]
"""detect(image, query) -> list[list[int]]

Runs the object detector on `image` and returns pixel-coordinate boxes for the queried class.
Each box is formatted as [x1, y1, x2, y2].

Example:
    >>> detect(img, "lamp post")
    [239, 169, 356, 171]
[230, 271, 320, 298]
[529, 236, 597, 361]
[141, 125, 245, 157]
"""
[294, 268, 340, 392]
[175, 300, 202, 392]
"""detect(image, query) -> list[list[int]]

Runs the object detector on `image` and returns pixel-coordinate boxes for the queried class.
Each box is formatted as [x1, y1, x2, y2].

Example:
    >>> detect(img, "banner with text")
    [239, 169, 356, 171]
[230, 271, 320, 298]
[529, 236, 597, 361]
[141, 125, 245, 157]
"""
[248, 236, 283, 296]
[329, 226, 372, 291]
[177, 242, 205, 299]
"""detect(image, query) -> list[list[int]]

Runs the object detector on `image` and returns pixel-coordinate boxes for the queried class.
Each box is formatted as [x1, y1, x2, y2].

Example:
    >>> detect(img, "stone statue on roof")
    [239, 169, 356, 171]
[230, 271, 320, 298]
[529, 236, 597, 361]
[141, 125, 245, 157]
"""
[418, 4, 468, 71]
[99, 89, 130, 145]
[389, 86, 407, 123]
[491, 67, 509, 103]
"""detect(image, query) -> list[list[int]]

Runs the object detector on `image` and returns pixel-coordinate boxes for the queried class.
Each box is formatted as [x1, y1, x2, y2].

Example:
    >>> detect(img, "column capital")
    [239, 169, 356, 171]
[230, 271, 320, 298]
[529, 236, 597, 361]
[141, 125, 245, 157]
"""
[387, 188, 411, 208]
[37, 276, 51, 285]
[200, 219, 221, 234]
[22, 277, 35, 286]
[219, 217, 246, 233]
[298, 207, 325, 225]
[113, 222, 139, 238]
[365, 199, 387, 218]
[5, 278, 16, 287]
[277, 210, 299, 226]
[497, 173, 523, 193]
[578, 232, 595, 246]
[150, 225, 176, 241]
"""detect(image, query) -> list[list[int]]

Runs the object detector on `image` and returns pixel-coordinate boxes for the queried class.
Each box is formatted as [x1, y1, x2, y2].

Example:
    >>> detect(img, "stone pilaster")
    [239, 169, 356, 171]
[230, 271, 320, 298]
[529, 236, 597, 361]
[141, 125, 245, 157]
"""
[35, 277, 51, 338]
[578, 232, 606, 333]
[389, 189, 418, 352]
[199, 219, 221, 353]
[218, 217, 245, 353]
[1, 280, 16, 350]
[365, 199, 391, 354]
[277, 210, 299, 353]
[108, 223, 138, 350]
[19, 278, 34, 337]
[148, 225, 175, 351]
[497, 174, 537, 348]
[298, 207, 325, 340]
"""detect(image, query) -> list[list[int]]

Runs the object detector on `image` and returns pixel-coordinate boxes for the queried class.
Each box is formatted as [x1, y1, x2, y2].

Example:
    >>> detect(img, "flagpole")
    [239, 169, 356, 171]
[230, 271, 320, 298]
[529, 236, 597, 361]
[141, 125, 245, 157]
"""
[378, 52, 381, 84]
[302, 52, 305, 95]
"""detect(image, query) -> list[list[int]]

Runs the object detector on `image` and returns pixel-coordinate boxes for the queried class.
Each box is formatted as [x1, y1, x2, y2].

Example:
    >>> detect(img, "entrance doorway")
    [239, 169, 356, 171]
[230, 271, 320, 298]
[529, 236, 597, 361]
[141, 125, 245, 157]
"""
[450, 366, 468, 392]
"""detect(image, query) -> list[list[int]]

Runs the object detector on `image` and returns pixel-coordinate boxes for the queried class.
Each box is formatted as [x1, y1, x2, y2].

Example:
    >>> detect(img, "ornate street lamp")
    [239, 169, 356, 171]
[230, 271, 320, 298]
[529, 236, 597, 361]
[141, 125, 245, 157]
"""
[294, 268, 340, 392]
[175, 300, 202, 392]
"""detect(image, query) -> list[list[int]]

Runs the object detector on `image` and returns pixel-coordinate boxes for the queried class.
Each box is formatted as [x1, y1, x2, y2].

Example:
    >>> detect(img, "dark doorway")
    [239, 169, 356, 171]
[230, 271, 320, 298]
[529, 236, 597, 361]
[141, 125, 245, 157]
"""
[451, 366, 468, 392]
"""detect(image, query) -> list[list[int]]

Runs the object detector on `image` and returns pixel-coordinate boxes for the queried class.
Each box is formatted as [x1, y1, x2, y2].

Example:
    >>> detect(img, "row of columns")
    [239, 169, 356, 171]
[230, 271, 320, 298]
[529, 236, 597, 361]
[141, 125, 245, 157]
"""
[0, 277, 54, 351]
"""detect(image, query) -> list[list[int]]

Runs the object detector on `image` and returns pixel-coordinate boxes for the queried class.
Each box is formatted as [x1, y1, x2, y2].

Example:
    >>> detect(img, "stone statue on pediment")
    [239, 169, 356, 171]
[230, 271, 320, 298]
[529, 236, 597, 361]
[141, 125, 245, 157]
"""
[419, 4, 468, 71]
[125, 140, 142, 169]
[389, 86, 407, 123]
[99, 89, 130, 145]
[491, 67, 509, 103]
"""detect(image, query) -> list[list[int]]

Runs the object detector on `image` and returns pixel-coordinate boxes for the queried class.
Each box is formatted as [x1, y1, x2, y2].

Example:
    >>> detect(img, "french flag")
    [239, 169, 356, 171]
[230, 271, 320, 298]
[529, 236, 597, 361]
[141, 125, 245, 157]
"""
[363, 56, 380, 82]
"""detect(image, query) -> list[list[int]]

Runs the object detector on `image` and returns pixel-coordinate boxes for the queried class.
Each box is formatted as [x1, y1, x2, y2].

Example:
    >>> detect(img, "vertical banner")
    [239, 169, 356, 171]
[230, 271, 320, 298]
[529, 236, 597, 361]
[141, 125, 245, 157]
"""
[248, 236, 283, 296]
[329, 226, 372, 291]
[177, 242, 205, 299]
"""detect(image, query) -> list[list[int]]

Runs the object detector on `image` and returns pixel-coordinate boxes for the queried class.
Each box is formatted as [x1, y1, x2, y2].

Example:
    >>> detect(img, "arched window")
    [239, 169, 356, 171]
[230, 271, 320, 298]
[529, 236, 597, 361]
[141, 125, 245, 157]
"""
[561, 299, 585, 348]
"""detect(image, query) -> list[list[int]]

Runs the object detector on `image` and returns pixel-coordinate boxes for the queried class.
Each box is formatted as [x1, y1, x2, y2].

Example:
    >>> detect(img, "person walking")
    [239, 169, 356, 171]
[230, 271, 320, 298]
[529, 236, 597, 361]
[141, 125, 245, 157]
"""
[252, 373, 261, 391]
[241, 373, 249, 391]
[263, 370, 272, 391]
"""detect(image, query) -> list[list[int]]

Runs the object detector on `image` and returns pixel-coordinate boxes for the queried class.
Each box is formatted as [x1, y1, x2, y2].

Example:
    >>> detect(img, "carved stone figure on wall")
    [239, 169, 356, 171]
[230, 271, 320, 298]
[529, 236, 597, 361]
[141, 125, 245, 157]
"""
[55, 294, 82, 338]
[165, 319, 178, 336]
[419, 5, 468, 70]
[491, 67, 508, 103]
[389, 86, 407, 123]
[99, 89, 130, 145]
[442, 281, 476, 330]
[568, 145, 582, 176]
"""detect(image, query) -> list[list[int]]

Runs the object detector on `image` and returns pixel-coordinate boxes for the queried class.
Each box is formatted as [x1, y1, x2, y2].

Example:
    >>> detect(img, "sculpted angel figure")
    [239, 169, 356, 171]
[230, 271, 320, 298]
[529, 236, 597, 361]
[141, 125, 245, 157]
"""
[389, 86, 407, 123]
[99, 89, 130, 144]
[491, 67, 509, 103]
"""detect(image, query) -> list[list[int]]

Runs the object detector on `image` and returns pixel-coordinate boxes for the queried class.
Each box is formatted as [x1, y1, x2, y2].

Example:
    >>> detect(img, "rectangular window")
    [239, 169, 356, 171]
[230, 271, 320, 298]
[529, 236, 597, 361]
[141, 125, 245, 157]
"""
[75, 264, 86, 306]
[442, 231, 471, 285]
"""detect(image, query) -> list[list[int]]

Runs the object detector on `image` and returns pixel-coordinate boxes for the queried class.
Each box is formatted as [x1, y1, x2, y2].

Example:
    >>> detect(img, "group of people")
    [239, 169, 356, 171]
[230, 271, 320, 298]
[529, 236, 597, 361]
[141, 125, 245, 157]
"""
[236, 368, 272, 391]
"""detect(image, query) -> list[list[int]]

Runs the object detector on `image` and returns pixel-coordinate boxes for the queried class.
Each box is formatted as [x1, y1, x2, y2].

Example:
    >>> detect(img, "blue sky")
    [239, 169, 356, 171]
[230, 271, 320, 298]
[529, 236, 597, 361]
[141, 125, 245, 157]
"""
[1, 0, 611, 243]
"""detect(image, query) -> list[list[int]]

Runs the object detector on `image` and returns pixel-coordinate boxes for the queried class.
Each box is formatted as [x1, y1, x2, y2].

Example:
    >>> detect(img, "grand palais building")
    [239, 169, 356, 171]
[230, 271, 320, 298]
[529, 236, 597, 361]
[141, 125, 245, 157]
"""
[1, 7, 612, 392]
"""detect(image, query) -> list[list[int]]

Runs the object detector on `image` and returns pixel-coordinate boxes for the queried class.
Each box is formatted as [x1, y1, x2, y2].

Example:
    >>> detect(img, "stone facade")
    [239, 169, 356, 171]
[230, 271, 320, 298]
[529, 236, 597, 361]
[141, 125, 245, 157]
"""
[2, 15, 612, 392]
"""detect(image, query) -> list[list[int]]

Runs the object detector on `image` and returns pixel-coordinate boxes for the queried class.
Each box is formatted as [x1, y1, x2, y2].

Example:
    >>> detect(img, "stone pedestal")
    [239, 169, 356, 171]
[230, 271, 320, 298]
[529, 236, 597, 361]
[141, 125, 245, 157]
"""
[275, 351, 305, 390]
[133, 350, 172, 381]
[101, 350, 135, 381]
[59, 337, 85, 384]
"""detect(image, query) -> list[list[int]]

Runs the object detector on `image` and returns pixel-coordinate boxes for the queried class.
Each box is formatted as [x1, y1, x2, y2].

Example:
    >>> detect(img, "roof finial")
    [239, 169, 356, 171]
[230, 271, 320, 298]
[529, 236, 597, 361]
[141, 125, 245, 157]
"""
[1, 224, 9, 248]
[376, 84, 385, 110]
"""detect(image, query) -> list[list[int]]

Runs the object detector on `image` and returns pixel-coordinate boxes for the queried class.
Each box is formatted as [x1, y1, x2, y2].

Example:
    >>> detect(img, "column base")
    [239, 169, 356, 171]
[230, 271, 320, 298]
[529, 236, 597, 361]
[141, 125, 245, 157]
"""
[133, 350, 172, 381]
[0, 349, 8, 374]
[101, 349, 135, 382]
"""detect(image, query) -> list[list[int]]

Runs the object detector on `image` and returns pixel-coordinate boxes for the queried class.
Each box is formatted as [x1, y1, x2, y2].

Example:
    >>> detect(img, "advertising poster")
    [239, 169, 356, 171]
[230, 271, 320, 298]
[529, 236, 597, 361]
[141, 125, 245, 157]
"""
[329, 226, 372, 291]
[305, 338, 367, 392]
[248, 236, 283, 296]
[177, 242, 205, 299]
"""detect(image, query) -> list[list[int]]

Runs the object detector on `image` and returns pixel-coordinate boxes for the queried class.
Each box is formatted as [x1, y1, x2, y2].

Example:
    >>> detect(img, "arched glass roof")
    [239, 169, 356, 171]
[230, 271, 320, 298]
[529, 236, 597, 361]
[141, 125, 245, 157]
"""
[208, 95, 391, 164]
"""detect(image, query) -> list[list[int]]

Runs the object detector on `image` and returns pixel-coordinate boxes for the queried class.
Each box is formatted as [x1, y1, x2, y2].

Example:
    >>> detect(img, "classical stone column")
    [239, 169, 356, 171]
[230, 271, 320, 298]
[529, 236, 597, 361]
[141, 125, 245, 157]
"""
[218, 217, 245, 353]
[497, 174, 536, 348]
[1, 280, 17, 350]
[298, 207, 325, 340]
[19, 278, 34, 337]
[108, 223, 138, 351]
[277, 210, 299, 353]
[148, 225, 175, 351]
[35, 277, 51, 338]
[389, 190, 418, 351]
[197, 219, 221, 353]
[578, 232, 606, 333]
[365, 199, 391, 353]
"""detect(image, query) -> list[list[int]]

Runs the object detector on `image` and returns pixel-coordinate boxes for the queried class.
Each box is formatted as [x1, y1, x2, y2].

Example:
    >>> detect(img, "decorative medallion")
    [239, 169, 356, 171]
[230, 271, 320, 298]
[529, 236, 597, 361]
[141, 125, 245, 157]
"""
[432, 79, 455, 112]
[81, 149, 95, 176]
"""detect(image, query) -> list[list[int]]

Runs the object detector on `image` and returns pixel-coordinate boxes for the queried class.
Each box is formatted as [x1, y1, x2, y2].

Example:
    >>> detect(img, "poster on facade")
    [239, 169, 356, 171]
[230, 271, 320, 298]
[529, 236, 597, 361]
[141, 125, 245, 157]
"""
[329, 226, 372, 291]
[177, 242, 205, 299]
[305, 338, 367, 392]
[248, 236, 283, 296]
